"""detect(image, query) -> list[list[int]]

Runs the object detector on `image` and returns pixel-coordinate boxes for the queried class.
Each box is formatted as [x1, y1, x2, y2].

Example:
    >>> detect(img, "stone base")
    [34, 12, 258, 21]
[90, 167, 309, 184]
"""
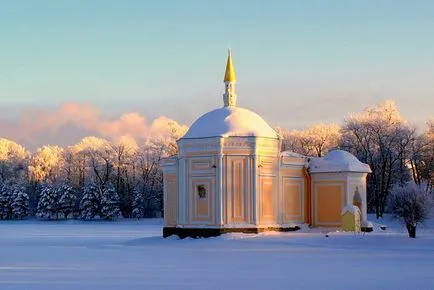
[361, 226, 373, 233]
[163, 226, 301, 239]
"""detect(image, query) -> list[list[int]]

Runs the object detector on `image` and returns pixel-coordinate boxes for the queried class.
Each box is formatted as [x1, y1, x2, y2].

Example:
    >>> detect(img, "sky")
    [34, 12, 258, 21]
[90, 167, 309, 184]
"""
[1, 0, 433, 149]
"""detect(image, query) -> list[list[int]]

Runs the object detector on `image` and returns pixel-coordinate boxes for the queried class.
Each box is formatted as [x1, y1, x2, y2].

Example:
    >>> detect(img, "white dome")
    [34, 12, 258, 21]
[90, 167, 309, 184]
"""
[182, 106, 278, 139]
[309, 150, 371, 173]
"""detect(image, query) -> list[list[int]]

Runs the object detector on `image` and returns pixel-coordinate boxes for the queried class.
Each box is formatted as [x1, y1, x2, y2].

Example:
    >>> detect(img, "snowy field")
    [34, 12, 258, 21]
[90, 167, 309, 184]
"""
[1, 216, 434, 290]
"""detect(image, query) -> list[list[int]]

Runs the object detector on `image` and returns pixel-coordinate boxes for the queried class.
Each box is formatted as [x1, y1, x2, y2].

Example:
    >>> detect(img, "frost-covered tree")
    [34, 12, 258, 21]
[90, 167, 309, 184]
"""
[101, 183, 121, 220]
[388, 182, 433, 238]
[341, 100, 415, 217]
[148, 117, 188, 157]
[28, 145, 64, 184]
[57, 184, 77, 219]
[131, 188, 144, 219]
[36, 184, 59, 220]
[0, 139, 29, 183]
[276, 123, 341, 157]
[73, 137, 114, 188]
[135, 144, 164, 217]
[111, 136, 138, 217]
[0, 183, 13, 219]
[11, 184, 29, 219]
[127, 118, 185, 218]
[408, 119, 434, 190]
[79, 182, 101, 220]
[63, 146, 86, 188]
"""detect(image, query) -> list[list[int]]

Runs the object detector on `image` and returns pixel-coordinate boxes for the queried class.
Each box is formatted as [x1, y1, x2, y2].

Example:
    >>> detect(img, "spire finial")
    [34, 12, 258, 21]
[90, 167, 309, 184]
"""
[223, 49, 237, 107]
[224, 48, 236, 83]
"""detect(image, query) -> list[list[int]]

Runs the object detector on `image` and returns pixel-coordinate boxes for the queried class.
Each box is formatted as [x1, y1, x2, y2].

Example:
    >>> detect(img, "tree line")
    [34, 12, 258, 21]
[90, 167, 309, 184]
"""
[276, 100, 433, 219]
[0, 100, 433, 221]
[0, 121, 185, 220]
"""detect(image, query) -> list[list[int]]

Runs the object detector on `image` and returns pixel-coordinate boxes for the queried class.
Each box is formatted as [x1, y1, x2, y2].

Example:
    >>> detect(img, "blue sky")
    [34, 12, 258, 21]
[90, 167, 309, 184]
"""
[1, 0, 433, 145]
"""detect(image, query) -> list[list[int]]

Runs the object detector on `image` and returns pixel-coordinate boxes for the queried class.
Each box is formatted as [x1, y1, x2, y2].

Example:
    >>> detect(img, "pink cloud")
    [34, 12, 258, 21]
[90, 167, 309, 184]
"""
[0, 102, 188, 151]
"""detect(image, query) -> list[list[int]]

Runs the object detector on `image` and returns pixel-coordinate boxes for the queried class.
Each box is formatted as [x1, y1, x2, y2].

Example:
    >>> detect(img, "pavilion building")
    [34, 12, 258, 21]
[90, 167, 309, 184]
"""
[161, 51, 371, 238]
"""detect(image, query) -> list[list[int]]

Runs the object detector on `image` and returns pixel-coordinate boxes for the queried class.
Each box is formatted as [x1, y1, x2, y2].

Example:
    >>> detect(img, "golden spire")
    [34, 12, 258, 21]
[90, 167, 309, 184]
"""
[224, 48, 236, 83]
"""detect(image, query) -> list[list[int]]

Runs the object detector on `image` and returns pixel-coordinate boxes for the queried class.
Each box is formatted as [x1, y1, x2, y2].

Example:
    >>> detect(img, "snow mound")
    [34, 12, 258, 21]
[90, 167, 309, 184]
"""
[309, 150, 371, 173]
[182, 106, 278, 139]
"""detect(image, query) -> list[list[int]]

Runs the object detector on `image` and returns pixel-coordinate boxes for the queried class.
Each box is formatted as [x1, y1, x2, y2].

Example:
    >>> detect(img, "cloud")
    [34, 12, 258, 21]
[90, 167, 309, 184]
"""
[0, 102, 188, 151]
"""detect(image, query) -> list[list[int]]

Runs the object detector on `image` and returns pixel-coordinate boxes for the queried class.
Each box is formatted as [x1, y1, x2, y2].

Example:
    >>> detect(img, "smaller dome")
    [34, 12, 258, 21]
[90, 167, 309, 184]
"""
[309, 150, 371, 173]
[182, 106, 278, 139]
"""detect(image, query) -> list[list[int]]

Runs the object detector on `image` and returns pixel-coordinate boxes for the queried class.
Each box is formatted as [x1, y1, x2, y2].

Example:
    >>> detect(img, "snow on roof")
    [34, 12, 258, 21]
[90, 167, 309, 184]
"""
[341, 205, 361, 215]
[309, 150, 371, 173]
[361, 220, 374, 228]
[182, 106, 279, 139]
[280, 151, 307, 158]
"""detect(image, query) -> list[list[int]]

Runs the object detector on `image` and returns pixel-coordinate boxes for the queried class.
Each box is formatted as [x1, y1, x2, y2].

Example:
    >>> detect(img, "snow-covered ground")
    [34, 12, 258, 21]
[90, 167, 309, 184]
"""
[0, 216, 433, 290]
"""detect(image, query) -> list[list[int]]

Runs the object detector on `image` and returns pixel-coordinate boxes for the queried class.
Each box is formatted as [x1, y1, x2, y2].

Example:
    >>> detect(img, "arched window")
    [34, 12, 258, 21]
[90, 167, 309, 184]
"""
[353, 187, 362, 211]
